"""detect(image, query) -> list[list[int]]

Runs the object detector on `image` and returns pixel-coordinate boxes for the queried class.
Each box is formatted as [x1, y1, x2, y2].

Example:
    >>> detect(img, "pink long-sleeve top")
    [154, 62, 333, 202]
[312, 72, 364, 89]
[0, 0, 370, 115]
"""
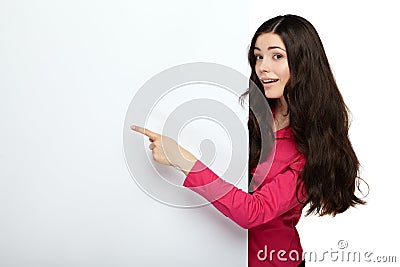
[183, 126, 306, 267]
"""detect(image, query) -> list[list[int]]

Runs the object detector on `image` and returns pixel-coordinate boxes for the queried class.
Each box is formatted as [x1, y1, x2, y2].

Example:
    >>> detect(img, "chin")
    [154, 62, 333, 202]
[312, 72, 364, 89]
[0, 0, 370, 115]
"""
[264, 92, 284, 99]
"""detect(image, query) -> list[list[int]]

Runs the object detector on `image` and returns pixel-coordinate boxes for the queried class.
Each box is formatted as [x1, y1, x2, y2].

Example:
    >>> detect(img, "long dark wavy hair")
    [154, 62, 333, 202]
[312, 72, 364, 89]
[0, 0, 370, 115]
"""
[242, 14, 366, 216]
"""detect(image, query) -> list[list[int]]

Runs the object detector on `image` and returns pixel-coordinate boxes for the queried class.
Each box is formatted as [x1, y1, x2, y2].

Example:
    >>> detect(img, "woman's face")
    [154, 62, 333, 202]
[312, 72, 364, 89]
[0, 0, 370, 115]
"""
[254, 33, 290, 99]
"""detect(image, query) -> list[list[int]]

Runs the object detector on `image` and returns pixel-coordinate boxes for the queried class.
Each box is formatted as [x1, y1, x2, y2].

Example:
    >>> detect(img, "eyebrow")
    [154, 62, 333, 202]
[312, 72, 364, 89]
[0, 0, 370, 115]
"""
[254, 46, 286, 52]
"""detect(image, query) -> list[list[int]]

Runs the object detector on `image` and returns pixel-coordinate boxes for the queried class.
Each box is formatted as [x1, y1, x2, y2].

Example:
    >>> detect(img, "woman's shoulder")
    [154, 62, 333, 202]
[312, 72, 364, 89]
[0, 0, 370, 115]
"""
[274, 125, 292, 139]
[274, 126, 302, 157]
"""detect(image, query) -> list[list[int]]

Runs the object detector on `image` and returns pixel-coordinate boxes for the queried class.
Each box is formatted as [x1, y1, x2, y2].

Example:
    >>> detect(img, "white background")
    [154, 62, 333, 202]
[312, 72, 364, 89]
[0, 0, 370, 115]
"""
[1, 0, 399, 266]
[250, 0, 400, 266]
[0, 1, 248, 266]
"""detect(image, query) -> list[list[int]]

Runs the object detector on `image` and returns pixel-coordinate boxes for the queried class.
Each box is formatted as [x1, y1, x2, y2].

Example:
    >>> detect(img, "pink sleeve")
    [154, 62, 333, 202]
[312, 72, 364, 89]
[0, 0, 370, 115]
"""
[183, 160, 305, 229]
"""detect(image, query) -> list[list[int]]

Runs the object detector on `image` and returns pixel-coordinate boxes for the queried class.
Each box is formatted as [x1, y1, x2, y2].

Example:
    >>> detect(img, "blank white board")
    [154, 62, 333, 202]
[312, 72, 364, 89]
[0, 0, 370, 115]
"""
[0, 1, 249, 266]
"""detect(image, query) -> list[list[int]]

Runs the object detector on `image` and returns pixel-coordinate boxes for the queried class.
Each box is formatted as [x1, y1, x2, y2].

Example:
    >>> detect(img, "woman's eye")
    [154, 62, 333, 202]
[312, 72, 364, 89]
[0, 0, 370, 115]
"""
[255, 55, 262, 60]
[273, 54, 283, 60]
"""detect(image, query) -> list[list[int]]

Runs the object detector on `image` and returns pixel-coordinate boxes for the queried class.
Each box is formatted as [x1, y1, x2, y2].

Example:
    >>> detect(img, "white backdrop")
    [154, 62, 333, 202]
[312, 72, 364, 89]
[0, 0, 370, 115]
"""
[0, 1, 249, 266]
[1, 0, 399, 266]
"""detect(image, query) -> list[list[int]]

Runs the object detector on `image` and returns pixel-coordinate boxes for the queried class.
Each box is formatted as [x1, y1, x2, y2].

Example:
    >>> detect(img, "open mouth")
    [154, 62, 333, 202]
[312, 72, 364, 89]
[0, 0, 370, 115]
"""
[261, 79, 279, 84]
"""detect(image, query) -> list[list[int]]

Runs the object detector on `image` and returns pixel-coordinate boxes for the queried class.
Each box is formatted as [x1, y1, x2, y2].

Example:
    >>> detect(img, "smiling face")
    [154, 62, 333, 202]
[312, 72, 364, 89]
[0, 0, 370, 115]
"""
[253, 33, 290, 99]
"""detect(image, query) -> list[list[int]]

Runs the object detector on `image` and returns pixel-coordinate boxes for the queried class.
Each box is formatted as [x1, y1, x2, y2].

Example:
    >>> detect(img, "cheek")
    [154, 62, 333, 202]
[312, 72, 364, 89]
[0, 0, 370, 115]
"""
[254, 63, 261, 75]
[278, 66, 290, 82]
[283, 71, 290, 83]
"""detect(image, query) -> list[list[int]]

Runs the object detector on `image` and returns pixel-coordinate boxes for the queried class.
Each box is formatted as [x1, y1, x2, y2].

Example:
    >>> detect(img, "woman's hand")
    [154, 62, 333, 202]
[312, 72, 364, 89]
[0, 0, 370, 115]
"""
[130, 125, 198, 175]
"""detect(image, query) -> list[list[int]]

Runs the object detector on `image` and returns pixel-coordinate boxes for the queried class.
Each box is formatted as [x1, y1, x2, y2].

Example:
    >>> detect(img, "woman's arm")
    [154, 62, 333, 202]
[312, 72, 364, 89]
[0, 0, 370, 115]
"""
[131, 125, 197, 174]
[183, 159, 305, 229]
[131, 125, 304, 229]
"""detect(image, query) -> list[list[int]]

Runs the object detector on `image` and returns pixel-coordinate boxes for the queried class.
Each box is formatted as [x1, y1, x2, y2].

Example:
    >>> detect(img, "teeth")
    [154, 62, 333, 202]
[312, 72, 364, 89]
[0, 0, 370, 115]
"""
[262, 79, 277, 83]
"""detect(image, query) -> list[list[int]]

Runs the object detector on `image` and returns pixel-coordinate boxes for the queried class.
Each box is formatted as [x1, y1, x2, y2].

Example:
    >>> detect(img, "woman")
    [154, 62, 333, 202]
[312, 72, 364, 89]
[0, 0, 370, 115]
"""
[132, 14, 365, 267]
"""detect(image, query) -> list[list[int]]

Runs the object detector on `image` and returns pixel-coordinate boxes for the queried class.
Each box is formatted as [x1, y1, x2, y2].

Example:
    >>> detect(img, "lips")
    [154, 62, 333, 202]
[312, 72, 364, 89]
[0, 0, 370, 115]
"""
[260, 78, 279, 88]
[261, 78, 279, 84]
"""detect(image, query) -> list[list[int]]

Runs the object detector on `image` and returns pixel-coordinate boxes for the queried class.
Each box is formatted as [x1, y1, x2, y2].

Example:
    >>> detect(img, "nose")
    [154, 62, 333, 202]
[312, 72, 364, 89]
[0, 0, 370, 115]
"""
[259, 58, 271, 73]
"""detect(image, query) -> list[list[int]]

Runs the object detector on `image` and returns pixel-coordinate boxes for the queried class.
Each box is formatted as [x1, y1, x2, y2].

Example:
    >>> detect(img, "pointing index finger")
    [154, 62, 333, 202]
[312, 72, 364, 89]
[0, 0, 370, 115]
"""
[130, 125, 159, 139]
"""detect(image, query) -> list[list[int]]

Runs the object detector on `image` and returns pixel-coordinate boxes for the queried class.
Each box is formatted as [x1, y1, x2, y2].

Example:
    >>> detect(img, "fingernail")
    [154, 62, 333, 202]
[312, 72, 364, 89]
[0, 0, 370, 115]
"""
[130, 125, 136, 130]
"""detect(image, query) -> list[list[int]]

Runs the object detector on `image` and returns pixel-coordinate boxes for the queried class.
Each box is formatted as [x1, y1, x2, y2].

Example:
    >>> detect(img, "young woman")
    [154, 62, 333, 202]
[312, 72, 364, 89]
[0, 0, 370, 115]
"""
[132, 14, 365, 267]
